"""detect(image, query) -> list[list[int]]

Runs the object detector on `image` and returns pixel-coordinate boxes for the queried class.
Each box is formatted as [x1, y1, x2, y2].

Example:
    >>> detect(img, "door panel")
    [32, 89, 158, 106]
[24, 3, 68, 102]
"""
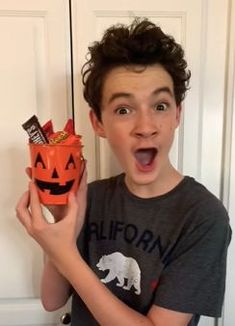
[222, 1, 235, 324]
[1, 0, 232, 325]
[73, 0, 228, 197]
[0, 0, 72, 324]
[72, 1, 230, 326]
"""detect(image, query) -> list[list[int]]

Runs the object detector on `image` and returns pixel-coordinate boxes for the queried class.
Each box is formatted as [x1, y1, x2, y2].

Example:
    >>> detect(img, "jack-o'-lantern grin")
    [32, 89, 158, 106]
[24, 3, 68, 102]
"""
[35, 178, 74, 195]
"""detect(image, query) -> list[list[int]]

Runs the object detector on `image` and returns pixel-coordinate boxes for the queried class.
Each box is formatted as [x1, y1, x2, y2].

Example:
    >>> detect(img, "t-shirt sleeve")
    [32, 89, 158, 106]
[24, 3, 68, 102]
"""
[153, 199, 232, 317]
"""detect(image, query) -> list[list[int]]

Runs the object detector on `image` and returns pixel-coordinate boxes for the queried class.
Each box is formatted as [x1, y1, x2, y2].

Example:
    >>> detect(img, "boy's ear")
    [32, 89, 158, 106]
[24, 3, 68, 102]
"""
[175, 105, 182, 127]
[89, 110, 106, 138]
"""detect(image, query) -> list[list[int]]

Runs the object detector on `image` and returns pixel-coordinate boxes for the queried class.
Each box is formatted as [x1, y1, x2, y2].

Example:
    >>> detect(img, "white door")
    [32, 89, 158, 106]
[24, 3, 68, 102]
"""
[1, 0, 233, 325]
[72, 1, 230, 326]
[222, 1, 235, 325]
[0, 0, 72, 325]
[223, 76, 235, 326]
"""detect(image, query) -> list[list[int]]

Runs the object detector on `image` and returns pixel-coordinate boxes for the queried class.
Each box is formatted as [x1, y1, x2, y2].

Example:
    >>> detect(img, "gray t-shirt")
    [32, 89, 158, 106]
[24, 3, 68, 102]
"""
[71, 174, 231, 325]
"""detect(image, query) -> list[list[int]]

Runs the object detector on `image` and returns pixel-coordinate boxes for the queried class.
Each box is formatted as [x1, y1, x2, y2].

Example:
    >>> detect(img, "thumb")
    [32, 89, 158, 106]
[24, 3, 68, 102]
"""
[67, 191, 79, 219]
[76, 164, 87, 206]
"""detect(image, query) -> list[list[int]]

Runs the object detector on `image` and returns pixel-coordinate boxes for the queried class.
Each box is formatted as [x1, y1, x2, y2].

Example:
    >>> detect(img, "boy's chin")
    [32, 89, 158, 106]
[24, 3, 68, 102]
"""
[125, 171, 159, 188]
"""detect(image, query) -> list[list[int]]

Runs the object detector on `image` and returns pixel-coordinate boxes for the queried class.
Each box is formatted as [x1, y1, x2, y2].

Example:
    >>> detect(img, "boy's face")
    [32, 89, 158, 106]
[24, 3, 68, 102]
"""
[90, 64, 181, 197]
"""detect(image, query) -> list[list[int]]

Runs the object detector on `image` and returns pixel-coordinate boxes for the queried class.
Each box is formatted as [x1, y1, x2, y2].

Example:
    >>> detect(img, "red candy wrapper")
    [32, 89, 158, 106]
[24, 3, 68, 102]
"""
[63, 118, 75, 134]
[42, 120, 54, 138]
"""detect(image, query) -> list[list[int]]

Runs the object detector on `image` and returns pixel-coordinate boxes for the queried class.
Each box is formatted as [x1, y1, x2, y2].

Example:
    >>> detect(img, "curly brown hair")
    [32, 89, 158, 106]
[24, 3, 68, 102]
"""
[82, 18, 191, 121]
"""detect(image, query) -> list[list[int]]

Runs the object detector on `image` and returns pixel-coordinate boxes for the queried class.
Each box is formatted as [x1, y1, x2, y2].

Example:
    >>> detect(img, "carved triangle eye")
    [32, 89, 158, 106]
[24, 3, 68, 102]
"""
[65, 154, 76, 170]
[34, 153, 46, 169]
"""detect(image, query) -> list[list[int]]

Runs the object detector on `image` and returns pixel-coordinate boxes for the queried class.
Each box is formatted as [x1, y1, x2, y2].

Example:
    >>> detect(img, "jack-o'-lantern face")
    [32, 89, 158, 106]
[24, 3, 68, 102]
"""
[29, 143, 82, 205]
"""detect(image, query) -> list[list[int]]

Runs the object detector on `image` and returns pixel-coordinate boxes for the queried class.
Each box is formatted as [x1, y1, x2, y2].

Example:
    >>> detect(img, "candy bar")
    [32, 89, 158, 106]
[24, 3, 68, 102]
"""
[43, 118, 82, 145]
[49, 131, 69, 144]
[22, 115, 48, 144]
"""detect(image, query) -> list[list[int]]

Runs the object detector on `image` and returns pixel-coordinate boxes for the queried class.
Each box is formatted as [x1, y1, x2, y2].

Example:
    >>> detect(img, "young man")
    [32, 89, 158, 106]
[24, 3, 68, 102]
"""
[16, 18, 231, 326]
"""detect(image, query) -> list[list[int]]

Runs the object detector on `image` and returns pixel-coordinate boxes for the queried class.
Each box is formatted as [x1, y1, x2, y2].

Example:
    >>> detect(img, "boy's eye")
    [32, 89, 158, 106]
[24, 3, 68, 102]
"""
[115, 107, 131, 115]
[154, 103, 168, 111]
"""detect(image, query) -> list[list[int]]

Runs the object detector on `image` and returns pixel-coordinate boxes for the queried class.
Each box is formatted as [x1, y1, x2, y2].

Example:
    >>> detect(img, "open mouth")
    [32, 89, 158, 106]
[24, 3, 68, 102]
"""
[134, 148, 158, 167]
[35, 179, 74, 195]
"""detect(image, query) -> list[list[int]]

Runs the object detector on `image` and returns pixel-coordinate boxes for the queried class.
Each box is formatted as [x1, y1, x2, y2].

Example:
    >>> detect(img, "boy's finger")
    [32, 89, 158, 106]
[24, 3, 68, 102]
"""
[67, 191, 79, 218]
[79, 159, 87, 183]
[77, 165, 87, 199]
[28, 181, 44, 221]
[25, 167, 32, 179]
[75, 166, 87, 217]
[15, 191, 32, 230]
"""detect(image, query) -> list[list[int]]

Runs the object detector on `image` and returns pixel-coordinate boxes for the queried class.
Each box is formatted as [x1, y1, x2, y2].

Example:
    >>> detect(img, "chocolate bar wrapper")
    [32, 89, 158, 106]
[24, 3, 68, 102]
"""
[22, 115, 48, 144]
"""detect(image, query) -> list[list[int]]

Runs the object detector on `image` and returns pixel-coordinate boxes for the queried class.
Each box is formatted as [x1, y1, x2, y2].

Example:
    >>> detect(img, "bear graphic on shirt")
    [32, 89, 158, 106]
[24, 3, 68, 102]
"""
[96, 252, 141, 295]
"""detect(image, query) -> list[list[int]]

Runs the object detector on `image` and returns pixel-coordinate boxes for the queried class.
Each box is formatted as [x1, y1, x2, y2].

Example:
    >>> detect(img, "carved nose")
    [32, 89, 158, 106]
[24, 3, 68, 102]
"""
[51, 168, 59, 178]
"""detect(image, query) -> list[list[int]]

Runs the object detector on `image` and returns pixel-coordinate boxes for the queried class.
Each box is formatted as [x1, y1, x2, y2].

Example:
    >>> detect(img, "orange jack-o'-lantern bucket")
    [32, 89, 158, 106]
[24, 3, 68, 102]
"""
[29, 143, 83, 205]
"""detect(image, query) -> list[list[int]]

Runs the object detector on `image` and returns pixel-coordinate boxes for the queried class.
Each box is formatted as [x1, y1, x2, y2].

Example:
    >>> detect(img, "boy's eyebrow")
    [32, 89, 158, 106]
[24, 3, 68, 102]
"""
[107, 92, 132, 104]
[107, 87, 174, 104]
[152, 86, 174, 98]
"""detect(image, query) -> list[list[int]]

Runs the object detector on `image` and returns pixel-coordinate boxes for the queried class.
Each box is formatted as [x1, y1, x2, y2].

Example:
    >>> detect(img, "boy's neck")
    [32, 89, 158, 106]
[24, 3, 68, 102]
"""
[124, 167, 183, 199]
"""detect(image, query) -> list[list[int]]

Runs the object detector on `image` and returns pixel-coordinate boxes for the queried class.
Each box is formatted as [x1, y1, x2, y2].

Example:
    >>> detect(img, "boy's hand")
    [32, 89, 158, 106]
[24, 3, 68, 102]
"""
[16, 164, 87, 264]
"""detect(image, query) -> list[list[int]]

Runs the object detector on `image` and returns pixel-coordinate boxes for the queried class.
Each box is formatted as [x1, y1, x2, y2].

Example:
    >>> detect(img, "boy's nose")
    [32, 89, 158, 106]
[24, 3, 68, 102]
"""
[133, 112, 158, 138]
